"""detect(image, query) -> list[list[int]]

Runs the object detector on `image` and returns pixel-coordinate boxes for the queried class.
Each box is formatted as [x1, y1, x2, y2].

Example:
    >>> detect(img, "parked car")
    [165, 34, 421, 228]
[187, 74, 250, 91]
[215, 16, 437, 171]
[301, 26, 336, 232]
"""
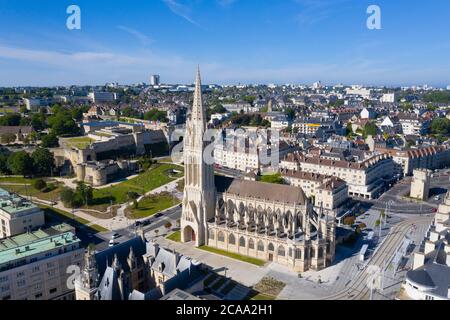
[155, 213, 163, 218]
[111, 233, 120, 240]
[135, 221, 142, 227]
[109, 240, 115, 247]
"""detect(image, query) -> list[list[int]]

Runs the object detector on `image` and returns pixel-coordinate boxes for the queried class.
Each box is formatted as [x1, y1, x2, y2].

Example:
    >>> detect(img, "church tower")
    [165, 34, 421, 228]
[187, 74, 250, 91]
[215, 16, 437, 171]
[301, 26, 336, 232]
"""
[181, 67, 216, 246]
[75, 247, 99, 300]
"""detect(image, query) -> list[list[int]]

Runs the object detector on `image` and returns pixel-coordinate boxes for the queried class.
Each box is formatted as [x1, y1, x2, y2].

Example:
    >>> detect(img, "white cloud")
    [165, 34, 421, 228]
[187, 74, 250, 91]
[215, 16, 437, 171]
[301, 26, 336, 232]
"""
[117, 26, 153, 46]
[162, 0, 198, 26]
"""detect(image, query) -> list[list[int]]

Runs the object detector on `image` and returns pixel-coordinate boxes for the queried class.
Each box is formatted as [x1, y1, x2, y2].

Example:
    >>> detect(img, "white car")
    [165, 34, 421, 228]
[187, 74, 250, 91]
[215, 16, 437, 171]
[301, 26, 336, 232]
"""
[435, 196, 440, 201]
[109, 240, 115, 247]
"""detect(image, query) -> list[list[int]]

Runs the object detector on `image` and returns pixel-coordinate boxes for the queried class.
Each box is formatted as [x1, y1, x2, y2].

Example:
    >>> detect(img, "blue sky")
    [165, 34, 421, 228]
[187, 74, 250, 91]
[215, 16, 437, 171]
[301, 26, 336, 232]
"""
[0, 0, 449, 86]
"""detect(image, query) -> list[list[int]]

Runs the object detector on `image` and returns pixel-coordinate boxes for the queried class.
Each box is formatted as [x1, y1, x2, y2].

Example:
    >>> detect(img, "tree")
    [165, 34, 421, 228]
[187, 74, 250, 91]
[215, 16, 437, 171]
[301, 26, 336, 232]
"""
[31, 148, 55, 177]
[363, 122, 377, 138]
[33, 179, 47, 191]
[431, 118, 450, 135]
[0, 153, 11, 174]
[285, 107, 295, 120]
[30, 114, 46, 132]
[7, 151, 33, 177]
[1, 133, 16, 144]
[0, 113, 21, 126]
[47, 108, 79, 136]
[41, 133, 59, 148]
[60, 187, 75, 207]
[165, 222, 172, 230]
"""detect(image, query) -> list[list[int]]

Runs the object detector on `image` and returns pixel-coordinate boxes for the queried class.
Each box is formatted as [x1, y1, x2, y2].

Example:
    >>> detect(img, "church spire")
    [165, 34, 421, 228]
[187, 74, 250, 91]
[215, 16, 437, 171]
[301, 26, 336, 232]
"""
[191, 65, 205, 126]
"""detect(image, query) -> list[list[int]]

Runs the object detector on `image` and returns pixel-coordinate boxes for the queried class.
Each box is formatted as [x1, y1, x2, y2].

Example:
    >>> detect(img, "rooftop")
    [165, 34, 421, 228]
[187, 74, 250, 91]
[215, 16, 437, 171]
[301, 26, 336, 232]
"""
[0, 223, 78, 266]
[0, 188, 39, 216]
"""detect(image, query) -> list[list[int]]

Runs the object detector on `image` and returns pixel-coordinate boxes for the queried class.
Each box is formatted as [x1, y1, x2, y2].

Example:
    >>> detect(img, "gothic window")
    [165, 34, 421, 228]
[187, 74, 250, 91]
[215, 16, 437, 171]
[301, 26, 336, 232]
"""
[318, 247, 324, 258]
[209, 232, 215, 240]
[249, 238, 255, 249]
[268, 243, 274, 252]
[289, 248, 292, 257]
[239, 237, 245, 247]
[295, 249, 302, 259]
[311, 247, 315, 258]
[218, 231, 225, 242]
[278, 246, 285, 256]
[229, 234, 236, 245]
[257, 241, 264, 252]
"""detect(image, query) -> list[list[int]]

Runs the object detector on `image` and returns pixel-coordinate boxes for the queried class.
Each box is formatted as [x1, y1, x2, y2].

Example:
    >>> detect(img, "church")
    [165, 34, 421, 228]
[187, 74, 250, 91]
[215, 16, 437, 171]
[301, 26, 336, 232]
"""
[181, 68, 336, 272]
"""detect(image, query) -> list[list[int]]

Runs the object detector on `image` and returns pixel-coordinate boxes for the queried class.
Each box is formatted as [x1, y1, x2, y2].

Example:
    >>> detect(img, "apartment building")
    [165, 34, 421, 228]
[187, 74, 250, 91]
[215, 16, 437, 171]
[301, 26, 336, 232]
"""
[401, 192, 450, 300]
[397, 112, 431, 135]
[377, 146, 450, 176]
[280, 151, 394, 199]
[0, 224, 84, 300]
[0, 189, 45, 239]
[281, 169, 349, 214]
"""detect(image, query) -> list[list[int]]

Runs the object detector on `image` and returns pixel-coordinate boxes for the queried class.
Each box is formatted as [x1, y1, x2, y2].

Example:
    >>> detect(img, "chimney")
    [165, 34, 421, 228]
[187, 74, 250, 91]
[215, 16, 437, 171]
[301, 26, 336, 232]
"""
[424, 241, 435, 255]
[413, 252, 425, 270]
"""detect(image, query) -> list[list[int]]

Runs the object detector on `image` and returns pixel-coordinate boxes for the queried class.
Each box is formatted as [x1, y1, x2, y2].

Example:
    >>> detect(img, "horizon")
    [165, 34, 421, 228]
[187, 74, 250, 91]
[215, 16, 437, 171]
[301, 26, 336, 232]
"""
[0, 0, 449, 87]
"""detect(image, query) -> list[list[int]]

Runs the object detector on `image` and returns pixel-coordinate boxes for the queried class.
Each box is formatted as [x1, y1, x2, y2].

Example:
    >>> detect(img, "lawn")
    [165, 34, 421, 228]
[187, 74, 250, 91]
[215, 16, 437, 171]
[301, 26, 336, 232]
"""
[249, 293, 276, 300]
[64, 137, 95, 149]
[92, 163, 183, 209]
[0, 176, 36, 184]
[166, 230, 181, 242]
[198, 246, 266, 266]
[41, 205, 109, 234]
[126, 193, 180, 219]
[0, 182, 63, 202]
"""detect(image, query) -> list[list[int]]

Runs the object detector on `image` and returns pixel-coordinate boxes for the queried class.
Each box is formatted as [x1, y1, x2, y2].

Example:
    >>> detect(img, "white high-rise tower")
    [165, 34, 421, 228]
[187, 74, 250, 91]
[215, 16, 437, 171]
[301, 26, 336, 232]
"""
[181, 67, 216, 246]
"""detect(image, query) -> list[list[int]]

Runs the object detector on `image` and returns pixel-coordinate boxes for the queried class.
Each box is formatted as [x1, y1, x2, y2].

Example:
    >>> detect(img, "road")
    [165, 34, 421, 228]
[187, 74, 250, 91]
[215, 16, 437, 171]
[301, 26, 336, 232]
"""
[95, 206, 182, 251]
[322, 215, 432, 300]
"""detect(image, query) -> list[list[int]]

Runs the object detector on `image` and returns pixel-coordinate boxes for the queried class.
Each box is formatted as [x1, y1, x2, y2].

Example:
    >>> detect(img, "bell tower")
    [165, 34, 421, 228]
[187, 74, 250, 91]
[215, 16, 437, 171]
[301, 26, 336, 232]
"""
[181, 67, 216, 246]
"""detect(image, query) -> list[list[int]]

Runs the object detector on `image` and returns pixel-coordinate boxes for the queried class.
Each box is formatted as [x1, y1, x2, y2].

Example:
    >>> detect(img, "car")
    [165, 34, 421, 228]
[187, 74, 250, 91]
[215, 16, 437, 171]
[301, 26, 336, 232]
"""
[135, 221, 142, 227]
[155, 213, 163, 218]
[111, 233, 120, 240]
[432, 208, 438, 213]
[108, 240, 115, 247]
[434, 196, 440, 201]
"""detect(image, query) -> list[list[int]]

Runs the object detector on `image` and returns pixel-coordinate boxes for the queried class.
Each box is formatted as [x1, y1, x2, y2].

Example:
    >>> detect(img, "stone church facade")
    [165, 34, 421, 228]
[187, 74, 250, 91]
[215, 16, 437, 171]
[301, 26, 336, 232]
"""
[181, 68, 336, 272]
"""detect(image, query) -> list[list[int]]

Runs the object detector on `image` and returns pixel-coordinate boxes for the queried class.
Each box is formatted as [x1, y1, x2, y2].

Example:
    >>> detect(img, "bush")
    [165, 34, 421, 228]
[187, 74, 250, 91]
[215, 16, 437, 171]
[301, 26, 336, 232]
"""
[343, 216, 356, 226]
[33, 179, 47, 191]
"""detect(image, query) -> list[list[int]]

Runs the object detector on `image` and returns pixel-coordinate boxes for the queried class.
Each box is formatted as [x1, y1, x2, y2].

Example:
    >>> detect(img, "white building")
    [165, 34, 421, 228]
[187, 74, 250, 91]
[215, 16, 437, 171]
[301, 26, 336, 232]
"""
[280, 151, 394, 199]
[0, 189, 45, 239]
[401, 192, 450, 300]
[150, 75, 160, 86]
[88, 92, 116, 103]
[0, 224, 84, 300]
[345, 86, 372, 99]
[380, 93, 397, 103]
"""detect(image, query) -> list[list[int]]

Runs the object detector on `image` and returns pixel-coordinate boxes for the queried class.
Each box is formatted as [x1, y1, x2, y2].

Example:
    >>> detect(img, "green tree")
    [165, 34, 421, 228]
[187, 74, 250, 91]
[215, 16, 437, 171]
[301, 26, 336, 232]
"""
[60, 187, 75, 207]
[363, 122, 377, 138]
[7, 151, 33, 177]
[30, 114, 46, 131]
[431, 118, 450, 135]
[33, 179, 47, 191]
[41, 133, 59, 148]
[0, 113, 21, 126]
[0, 153, 11, 174]
[285, 107, 295, 120]
[31, 148, 55, 177]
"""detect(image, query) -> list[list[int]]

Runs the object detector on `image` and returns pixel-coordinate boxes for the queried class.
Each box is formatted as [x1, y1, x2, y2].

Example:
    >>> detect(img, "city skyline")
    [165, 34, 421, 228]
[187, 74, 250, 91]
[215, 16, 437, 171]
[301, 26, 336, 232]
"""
[0, 0, 449, 87]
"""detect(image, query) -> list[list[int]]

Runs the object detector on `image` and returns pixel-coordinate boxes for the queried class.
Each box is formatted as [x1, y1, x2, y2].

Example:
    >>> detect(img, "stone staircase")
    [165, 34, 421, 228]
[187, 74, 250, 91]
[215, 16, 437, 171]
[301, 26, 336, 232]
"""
[224, 282, 251, 300]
